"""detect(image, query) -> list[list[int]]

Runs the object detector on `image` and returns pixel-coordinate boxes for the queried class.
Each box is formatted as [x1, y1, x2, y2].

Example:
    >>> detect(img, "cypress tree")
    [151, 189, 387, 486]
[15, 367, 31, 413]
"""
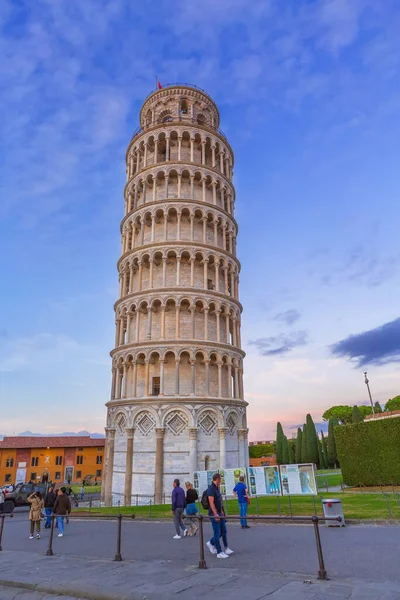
[321, 431, 328, 469]
[295, 428, 302, 463]
[317, 437, 323, 469]
[374, 401, 383, 414]
[276, 422, 284, 464]
[306, 414, 319, 465]
[352, 405, 363, 424]
[327, 418, 338, 468]
[301, 424, 308, 463]
[282, 435, 289, 464]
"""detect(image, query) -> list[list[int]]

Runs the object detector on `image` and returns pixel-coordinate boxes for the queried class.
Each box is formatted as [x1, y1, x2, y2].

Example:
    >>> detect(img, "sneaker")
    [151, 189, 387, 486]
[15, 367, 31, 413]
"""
[36, 534, 40, 539]
[173, 534, 181, 539]
[224, 547, 234, 555]
[57, 533, 63, 538]
[183, 529, 188, 537]
[29, 535, 34, 539]
[206, 541, 217, 555]
[217, 552, 229, 559]
[244, 525, 251, 529]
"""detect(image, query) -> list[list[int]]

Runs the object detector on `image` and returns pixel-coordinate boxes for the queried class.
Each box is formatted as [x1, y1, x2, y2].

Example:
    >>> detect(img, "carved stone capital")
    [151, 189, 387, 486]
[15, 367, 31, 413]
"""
[188, 427, 198, 441]
[155, 427, 165, 439]
[218, 427, 228, 439]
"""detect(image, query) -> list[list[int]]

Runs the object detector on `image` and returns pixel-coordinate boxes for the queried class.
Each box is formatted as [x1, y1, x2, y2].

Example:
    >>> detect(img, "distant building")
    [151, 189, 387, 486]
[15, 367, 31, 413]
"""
[248, 440, 274, 446]
[365, 410, 400, 422]
[0, 436, 105, 485]
[249, 455, 277, 467]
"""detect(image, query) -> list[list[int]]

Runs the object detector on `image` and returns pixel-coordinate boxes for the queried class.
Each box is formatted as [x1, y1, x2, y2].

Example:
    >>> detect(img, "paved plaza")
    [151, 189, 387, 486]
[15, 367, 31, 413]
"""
[1, 513, 400, 599]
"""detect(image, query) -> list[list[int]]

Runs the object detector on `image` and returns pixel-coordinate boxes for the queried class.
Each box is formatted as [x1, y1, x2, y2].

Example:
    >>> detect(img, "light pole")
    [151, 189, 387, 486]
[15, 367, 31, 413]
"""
[363, 372, 375, 415]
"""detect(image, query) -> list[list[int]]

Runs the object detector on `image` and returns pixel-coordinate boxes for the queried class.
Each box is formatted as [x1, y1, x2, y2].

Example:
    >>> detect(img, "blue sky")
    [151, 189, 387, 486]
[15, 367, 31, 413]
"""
[1, 0, 399, 439]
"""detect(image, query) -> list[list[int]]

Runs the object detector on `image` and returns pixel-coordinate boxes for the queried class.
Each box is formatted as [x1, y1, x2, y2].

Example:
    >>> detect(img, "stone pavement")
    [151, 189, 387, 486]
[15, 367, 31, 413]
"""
[1, 550, 400, 600]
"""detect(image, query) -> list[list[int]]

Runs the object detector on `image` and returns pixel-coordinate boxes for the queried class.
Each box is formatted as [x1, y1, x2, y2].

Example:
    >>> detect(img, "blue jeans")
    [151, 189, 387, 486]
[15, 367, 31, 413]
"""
[45, 508, 52, 528]
[56, 516, 64, 534]
[239, 501, 248, 526]
[210, 517, 228, 554]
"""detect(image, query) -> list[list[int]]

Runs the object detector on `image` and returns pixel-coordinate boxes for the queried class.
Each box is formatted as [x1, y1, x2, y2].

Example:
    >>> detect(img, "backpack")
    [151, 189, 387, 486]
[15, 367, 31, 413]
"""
[201, 490, 210, 510]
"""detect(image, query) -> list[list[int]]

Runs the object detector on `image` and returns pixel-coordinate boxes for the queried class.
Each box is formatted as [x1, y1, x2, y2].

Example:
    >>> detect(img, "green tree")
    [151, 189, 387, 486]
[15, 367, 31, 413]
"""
[301, 424, 308, 463]
[249, 443, 275, 459]
[322, 405, 353, 425]
[282, 435, 289, 464]
[276, 422, 284, 464]
[289, 439, 296, 464]
[385, 396, 400, 412]
[321, 431, 329, 469]
[328, 417, 339, 468]
[374, 402, 383, 414]
[359, 406, 372, 419]
[306, 414, 319, 464]
[317, 438, 323, 469]
[352, 405, 364, 424]
[295, 428, 302, 463]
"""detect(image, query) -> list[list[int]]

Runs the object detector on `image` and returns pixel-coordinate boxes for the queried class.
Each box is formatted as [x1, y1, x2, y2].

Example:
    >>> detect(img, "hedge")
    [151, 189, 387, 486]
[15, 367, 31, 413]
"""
[335, 417, 400, 486]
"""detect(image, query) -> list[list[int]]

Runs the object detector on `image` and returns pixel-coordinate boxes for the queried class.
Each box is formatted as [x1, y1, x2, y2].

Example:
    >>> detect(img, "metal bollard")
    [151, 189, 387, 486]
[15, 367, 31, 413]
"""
[198, 515, 207, 569]
[114, 514, 123, 561]
[312, 495, 317, 516]
[383, 493, 393, 519]
[46, 516, 56, 556]
[312, 516, 327, 580]
[0, 515, 5, 551]
[0, 513, 14, 551]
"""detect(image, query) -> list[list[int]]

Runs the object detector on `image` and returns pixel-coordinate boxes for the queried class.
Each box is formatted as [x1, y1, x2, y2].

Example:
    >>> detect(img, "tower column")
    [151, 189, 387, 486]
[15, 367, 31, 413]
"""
[154, 428, 165, 504]
[219, 428, 228, 469]
[189, 428, 198, 477]
[103, 428, 116, 505]
[124, 427, 135, 505]
[238, 429, 246, 468]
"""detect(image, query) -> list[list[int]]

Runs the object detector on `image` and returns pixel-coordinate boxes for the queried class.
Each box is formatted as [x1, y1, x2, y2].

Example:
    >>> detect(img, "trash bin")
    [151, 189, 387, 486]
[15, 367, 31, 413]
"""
[321, 498, 345, 527]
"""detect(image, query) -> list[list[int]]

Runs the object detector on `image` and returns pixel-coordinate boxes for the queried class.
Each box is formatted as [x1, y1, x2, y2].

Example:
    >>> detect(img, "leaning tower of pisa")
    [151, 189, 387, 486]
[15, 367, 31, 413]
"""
[103, 84, 248, 504]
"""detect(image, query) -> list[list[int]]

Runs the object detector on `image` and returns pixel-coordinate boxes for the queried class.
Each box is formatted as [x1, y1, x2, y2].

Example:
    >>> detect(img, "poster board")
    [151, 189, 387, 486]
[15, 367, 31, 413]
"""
[193, 470, 217, 495]
[193, 468, 246, 496]
[247, 466, 281, 496]
[16, 468, 27, 485]
[279, 463, 317, 495]
[219, 468, 247, 496]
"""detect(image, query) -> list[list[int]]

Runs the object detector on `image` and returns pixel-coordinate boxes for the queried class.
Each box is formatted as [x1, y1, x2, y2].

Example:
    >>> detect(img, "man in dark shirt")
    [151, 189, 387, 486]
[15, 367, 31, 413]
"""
[53, 487, 71, 538]
[171, 479, 187, 539]
[206, 473, 233, 558]
[44, 486, 56, 529]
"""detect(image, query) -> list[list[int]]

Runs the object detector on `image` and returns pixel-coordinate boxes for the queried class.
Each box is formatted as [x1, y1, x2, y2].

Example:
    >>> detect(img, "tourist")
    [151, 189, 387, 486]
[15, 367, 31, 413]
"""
[0, 487, 5, 513]
[28, 491, 44, 539]
[233, 475, 250, 529]
[53, 486, 71, 538]
[206, 473, 233, 559]
[171, 479, 187, 539]
[184, 482, 198, 536]
[80, 485, 85, 501]
[44, 486, 57, 528]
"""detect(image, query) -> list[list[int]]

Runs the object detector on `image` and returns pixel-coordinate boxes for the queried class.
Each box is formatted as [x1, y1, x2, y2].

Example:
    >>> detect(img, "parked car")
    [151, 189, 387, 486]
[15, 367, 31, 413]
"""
[3, 483, 48, 513]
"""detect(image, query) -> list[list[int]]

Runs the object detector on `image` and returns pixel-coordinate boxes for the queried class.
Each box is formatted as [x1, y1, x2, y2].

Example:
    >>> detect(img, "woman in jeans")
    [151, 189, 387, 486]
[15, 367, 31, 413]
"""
[28, 491, 44, 539]
[184, 482, 199, 536]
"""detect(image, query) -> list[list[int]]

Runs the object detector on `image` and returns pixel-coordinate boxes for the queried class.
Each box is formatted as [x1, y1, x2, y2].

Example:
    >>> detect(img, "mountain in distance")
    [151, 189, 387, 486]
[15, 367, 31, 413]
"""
[0, 430, 105, 439]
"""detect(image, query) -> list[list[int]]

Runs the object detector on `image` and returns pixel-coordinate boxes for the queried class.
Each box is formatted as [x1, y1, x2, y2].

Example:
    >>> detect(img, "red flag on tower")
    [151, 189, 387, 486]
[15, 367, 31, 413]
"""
[157, 81, 163, 89]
